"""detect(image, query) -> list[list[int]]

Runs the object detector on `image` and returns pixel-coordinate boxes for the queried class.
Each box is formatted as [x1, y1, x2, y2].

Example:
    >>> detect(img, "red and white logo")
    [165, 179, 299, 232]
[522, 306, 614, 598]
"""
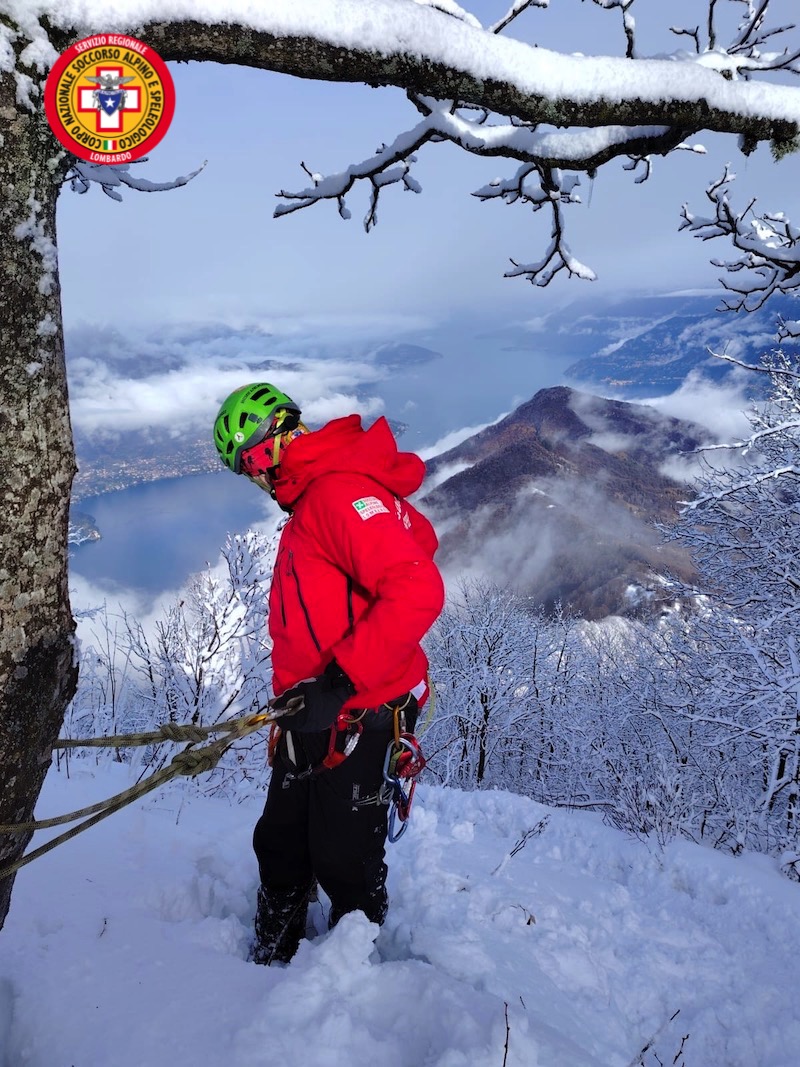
[44, 34, 175, 165]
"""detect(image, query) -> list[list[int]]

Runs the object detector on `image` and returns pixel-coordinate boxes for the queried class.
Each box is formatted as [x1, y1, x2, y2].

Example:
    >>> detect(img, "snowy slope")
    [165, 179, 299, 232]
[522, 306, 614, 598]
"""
[1, 762, 799, 1067]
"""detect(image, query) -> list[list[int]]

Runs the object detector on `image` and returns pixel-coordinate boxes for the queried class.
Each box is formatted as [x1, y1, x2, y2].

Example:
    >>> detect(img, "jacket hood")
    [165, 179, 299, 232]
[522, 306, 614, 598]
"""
[272, 415, 425, 509]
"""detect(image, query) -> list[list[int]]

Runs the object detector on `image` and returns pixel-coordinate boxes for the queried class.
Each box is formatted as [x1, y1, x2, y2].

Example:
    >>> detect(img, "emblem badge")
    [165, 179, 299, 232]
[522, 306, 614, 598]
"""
[44, 34, 175, 165]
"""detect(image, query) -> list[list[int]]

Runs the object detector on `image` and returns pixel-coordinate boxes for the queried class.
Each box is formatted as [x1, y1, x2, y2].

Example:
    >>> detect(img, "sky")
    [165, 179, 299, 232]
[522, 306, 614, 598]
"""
[55, 0, 800, 332]
[2, 757, 799, 1066]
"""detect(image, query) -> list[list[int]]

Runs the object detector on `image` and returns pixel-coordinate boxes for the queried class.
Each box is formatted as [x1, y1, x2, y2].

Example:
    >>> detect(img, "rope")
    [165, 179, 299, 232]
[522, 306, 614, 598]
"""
[57, 719, 244, 748]
[0, 710, 275, 882]
[0, 677, 441, 880]
[417, 671, 436, 735]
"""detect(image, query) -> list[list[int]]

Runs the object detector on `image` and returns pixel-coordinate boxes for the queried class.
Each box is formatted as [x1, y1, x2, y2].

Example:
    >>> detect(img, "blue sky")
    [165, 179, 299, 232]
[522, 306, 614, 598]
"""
[55, 0, 800, 331]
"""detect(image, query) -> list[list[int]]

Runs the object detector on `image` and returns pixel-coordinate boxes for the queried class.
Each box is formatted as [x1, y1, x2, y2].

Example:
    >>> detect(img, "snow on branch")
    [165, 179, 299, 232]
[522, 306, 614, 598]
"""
[274, 93, 699, 285]
[670, 0, 800, 79]
[683, 351, 800, 504]
[410, 0, 483, 30]
[474, 164, 596, 286]
[274, 122, 429, 230]
[489, 1, 550, 37]
[22, 1, 791, 147]
[681, 166, 800, 324]
[11, 0, 800, 291]
[728, 0, 800, 74]
[65, 157, 206, 202]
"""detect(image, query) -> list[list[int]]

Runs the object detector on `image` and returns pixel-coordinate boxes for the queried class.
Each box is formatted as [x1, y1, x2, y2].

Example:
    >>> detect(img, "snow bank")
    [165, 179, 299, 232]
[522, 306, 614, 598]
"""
[2, 762, 799, 1065]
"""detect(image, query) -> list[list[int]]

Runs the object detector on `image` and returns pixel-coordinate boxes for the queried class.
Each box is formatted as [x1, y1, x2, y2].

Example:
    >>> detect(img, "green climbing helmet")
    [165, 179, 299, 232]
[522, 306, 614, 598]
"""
[213, 382, 301, 474]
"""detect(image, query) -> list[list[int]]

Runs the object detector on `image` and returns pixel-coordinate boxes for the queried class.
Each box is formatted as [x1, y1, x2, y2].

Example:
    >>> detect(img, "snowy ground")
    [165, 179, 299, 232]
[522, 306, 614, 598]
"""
[1, 762, 799, 1067]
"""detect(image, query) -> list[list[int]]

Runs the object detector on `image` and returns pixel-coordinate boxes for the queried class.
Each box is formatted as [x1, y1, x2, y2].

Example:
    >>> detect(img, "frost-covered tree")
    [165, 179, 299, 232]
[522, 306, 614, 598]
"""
[124, 531, 274, 729]
[427, 580, 587, 796]
[426, 580, 536, 786]
[63, 530, 276, 788]
[2, 0, 800, 928]
[671, 349, 800, 864]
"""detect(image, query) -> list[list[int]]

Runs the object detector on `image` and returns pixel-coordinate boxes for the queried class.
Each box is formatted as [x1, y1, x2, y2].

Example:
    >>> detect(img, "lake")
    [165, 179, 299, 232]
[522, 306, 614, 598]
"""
[70, 330, 574, 596]
[70, 470, 273, 594]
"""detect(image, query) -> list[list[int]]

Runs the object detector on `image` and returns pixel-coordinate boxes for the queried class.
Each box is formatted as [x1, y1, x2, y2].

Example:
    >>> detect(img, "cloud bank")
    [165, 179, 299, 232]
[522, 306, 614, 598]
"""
[66, 317, 416, 441]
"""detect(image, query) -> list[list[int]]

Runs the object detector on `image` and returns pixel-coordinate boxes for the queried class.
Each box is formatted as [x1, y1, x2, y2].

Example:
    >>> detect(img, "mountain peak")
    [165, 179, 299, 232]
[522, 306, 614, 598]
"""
[422, 387, 706, 620]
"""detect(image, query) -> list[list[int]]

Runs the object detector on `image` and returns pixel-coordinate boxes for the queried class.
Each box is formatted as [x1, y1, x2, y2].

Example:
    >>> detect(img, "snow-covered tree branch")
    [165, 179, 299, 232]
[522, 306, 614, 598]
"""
[681, 167, 800, 325]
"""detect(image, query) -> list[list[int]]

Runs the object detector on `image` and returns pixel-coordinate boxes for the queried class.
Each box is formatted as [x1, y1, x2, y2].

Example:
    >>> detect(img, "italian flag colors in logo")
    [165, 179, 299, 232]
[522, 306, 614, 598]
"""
[43, 34, 175, 165]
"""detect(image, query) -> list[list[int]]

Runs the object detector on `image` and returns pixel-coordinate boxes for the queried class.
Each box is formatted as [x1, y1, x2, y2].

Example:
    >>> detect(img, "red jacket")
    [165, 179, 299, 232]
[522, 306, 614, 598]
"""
[268, 415, 444, 710]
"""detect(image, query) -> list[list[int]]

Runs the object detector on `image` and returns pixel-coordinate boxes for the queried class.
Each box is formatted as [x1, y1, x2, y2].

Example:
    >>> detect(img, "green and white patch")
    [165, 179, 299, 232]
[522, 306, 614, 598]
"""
[352, 496, 390, 520]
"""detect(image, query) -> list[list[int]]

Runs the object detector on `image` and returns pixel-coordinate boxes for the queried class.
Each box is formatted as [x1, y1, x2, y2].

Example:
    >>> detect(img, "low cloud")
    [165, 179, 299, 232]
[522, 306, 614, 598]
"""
[418, 460, 475, 497]
[418, 414, 505, 462]
[587, 431, 638, 454]
[641, 371, 753, 444]
[430, 473, 665, 610]
[66, 320, 401, 441]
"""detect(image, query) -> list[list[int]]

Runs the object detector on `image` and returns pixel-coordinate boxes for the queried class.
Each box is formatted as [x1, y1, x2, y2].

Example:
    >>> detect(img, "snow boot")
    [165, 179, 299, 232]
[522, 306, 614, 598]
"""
[251, 883, 311, 965]
[329, 883, 388, 930]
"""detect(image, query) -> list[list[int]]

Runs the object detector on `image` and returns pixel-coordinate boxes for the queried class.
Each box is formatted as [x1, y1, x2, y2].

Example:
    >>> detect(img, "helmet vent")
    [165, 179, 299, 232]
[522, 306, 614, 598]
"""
[250, 388, 276, 404]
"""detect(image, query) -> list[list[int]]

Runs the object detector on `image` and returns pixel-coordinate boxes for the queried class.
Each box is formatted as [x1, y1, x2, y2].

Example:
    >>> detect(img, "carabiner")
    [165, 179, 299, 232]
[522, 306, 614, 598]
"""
[383, 739, 424, 842]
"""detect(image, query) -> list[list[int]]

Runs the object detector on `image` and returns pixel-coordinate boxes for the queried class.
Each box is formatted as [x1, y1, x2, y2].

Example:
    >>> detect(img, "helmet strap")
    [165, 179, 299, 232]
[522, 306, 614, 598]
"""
[272, 433, 283, 466]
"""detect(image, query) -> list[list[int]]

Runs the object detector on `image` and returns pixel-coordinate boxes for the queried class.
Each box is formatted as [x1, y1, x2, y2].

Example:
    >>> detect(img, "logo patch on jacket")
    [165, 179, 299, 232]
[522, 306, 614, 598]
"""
[352, 496, 390, 520]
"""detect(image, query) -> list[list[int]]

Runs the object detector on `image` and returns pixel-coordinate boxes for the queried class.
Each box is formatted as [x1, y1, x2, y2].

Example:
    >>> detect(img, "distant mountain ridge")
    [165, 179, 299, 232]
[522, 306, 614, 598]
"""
[561, 291, 799, 397]
[422, 386, 708, 620]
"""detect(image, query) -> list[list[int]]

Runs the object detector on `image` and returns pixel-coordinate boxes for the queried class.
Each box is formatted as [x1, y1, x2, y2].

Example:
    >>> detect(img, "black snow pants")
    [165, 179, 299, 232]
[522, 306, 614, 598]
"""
[252, 726, 394, 938]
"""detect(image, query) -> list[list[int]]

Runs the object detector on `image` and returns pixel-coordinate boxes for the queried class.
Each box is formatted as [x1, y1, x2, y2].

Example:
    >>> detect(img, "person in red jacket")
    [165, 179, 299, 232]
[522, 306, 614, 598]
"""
[213, 382, 444, 964]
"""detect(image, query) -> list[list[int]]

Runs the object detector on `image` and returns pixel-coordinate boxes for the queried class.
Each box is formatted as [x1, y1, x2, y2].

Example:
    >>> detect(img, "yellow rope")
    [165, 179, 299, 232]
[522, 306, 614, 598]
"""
[0, 678, 440, 881]
[0, 710, 274, 882]
[56, 716, 270, 749]
[417, 672, 436, 736]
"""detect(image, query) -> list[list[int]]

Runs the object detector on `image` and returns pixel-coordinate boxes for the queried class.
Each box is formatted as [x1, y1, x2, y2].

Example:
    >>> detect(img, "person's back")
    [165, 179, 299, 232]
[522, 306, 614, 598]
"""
[213, 384, 444, 963]
[267, 412, 442, 706]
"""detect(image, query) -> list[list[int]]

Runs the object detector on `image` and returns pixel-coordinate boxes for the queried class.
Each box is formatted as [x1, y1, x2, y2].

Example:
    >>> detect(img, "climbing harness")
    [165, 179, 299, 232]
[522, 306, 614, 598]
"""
[275, 693, 429, 842]
[276, 707, 366, 787]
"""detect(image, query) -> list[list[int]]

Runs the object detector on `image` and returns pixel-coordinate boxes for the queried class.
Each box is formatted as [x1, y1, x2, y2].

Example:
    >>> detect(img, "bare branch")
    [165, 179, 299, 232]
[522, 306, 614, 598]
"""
[623, 154, 652, 185]
[489, 0, 549, 36]
[731, 0, 773, 52]
[590, 0, 638, 60]
[668, 3, 800, 81]
[670, 25, 702, 54]
[65, 158, 206, 202]
[708, 0, 721, 51]
[681, 167, 800, 316]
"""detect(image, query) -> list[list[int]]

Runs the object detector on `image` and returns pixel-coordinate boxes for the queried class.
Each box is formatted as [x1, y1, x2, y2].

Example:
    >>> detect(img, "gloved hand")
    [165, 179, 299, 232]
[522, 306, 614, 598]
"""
[270, 660, 356, 732]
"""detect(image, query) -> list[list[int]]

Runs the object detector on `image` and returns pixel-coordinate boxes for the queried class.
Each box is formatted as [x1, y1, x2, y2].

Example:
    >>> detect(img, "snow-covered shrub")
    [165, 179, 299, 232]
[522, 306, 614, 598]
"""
[65, 529, 278, 795]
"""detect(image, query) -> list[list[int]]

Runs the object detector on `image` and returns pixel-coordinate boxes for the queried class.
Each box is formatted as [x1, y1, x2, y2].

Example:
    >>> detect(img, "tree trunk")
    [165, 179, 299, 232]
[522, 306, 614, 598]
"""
[0, 71, 77, 930]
